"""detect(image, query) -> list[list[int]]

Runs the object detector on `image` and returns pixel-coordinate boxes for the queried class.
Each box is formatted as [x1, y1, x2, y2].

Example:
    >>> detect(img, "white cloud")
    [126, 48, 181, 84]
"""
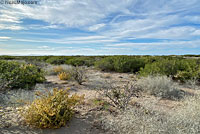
[0, 36, 11, 39]
[88, 23, 106, 31]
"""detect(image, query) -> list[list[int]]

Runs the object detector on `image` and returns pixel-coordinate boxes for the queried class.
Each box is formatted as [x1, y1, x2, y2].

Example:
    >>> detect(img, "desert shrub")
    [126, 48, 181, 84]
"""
[137, 76, 183, 99]
[71, 66, 86, 85]
[140, 59, 200, 81]
[23, 88, 84, 129]
[95, 56, 146, 73]
[97, 81, 142, 110]
[58, 72, 71, 80]
[66, 57, 95, 67]
[95, 57, 115, 72]
[0, 61, 45, 90]
[46, 57, 66, 65]
[113, 56, 146, 73]
[0, 56, 16, 60]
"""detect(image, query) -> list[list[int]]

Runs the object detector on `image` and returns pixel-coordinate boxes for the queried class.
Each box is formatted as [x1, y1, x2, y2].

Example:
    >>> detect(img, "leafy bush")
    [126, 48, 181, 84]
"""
[23, 88, 84, 129]
[95, 57, 115, 72]
[113, 56, 146, 73]
[71, 67, 86, 85]
[0, 61, 45, 90]
[46, 57, 67, 65]
[95, 56, 146, 73]
[66, 57, 95, 67]
[137, 76, 183, 99]
[58, 72, 71, 80]
[140, 59, 200, 81]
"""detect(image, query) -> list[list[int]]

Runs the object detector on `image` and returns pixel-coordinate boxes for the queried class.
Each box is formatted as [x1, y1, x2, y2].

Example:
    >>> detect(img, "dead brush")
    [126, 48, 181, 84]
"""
[71, 66, 86, 85]
[96, 81, 142, 110]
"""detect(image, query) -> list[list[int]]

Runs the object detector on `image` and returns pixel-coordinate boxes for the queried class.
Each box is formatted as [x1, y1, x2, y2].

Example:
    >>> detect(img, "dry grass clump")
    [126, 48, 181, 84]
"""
[58, 72, 71, 80]
[54, 66, 65, 74]
[23, 88, 84, 129]
[137, 75, 183, 99]
[100, 95, 200, 134]
[168, 95, 200, 134]
[0, 89, 36, 107]
[100, 101, 168, 134]
[45, 65, 72, 76]
[184, 78, 200, 90]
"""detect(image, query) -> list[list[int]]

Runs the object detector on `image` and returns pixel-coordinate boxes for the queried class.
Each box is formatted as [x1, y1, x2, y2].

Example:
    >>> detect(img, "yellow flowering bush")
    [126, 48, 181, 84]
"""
[23, 88, 84, 129]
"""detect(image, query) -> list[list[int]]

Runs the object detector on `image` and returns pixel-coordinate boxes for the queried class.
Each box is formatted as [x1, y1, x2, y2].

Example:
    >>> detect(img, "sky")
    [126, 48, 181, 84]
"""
[0, 0, 200, 55]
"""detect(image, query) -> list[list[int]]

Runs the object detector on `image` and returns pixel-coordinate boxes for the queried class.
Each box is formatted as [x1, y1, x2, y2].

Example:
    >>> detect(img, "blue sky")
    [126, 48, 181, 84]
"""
[0, 0, 200, 55]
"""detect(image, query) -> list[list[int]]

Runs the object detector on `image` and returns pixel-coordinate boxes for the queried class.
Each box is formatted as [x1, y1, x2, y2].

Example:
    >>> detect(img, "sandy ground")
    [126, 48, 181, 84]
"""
[1, 68, 132, 134]
[1, 68, 199, 134]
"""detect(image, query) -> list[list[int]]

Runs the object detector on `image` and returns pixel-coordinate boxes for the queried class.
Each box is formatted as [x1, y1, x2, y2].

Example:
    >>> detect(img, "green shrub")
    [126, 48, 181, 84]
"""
[95, 56, 146, 73]
[113, 56, 146, 73]
[95, 57, 115, 72]
[140, 59, 200, 81]
[66, 57, 95, 67]
[23, 88, 84, 129]
[46, 57, 67, 65]
[0, 61, 45, 90]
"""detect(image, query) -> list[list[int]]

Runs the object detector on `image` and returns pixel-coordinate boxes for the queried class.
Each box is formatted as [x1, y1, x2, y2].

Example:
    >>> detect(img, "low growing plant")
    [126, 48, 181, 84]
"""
[137, 76, 183, 99]
[23, 88, 84, 129]
[58, 72, 71, 80]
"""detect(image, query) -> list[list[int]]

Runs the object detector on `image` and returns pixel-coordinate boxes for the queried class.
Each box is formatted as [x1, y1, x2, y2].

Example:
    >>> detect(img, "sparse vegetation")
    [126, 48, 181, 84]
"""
[1, 55, 200, 133]
[101, 95, 200, 134]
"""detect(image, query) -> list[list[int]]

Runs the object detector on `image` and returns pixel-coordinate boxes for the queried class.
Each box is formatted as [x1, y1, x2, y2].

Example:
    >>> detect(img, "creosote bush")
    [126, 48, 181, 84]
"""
[0, 60, 45, 90]
[137, 76, 183, 99]
[23, 88, 84, 129]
